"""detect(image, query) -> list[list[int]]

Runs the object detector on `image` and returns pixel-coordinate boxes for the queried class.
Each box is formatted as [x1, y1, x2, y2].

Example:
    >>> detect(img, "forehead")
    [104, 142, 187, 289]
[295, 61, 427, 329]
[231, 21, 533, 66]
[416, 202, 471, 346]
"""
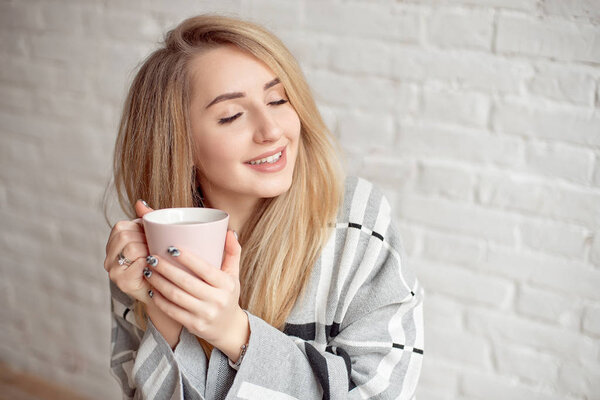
[188, 45, 277, 101]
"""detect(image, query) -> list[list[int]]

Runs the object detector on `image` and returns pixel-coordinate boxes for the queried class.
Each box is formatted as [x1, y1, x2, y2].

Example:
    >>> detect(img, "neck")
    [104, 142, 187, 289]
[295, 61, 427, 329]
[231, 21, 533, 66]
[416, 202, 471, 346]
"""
[200, 189, 259, 235]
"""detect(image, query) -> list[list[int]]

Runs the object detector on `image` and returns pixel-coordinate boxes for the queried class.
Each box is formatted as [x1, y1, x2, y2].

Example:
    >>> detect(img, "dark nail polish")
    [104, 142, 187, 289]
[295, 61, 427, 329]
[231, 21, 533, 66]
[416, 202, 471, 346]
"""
[143, 267, 152, 278]
[141, 200, 149, 208]
[233, 230, 238, 241]
[146, 255, 158, 267]
[148, 289, 153, 298]
[167, 246, 180, 257]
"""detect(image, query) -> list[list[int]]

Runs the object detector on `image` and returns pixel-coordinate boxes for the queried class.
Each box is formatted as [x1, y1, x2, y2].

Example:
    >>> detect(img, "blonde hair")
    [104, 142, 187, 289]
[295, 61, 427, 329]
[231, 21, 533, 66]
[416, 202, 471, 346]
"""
[108, 14, 345, 357]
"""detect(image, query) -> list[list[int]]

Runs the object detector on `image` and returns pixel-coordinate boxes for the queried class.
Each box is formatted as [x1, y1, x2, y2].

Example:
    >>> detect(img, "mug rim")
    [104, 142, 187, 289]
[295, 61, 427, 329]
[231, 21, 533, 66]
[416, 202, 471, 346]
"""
[142, 207, 229, 225]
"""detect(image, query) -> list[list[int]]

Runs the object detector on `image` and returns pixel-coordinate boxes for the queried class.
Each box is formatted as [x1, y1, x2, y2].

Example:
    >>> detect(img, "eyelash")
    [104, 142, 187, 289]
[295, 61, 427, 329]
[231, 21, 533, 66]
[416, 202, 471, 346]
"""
[218, 99, 289, 125]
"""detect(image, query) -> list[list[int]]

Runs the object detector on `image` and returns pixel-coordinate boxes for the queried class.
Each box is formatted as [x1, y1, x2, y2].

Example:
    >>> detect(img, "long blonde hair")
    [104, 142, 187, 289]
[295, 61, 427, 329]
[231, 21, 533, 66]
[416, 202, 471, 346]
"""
[108, 14, 345, 356]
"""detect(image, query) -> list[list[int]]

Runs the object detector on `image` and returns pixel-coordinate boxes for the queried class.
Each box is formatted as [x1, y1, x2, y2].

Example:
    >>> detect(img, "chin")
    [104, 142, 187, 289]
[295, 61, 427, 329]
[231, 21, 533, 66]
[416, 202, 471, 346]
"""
[257, 176, 293, 199]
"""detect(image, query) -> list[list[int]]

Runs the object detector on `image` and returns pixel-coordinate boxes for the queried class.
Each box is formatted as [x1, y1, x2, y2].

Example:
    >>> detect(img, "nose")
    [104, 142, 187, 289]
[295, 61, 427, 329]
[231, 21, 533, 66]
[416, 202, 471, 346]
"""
[253, 107, 283, 143]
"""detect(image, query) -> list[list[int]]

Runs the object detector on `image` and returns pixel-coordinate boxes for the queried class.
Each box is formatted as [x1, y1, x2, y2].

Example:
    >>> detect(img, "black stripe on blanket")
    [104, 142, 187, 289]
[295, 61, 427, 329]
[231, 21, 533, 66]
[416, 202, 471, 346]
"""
[306, 343, 331, 400]
[283, 322, 342, 341]
[326, 346, 356, 391]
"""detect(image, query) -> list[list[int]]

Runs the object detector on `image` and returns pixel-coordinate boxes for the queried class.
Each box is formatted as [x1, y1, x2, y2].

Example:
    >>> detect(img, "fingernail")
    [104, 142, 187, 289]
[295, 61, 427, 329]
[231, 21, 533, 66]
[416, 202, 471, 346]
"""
[232, 230, 238, 241]
[143, 267, 152, 278]
[167, 246, 180, 257]
[148, 289, 154, 298]
[146, 255, 158, 267]
[141, 199, 149, 208]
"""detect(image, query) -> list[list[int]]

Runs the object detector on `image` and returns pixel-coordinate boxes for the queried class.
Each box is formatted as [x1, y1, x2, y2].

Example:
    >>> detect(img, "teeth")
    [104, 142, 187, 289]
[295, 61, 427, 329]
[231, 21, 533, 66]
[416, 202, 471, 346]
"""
[249, 151, 282, 165]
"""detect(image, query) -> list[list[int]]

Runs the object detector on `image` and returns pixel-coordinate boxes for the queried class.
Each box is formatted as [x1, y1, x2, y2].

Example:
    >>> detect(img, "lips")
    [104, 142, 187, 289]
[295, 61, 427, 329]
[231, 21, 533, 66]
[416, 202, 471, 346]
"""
[245, 145, 286, 163]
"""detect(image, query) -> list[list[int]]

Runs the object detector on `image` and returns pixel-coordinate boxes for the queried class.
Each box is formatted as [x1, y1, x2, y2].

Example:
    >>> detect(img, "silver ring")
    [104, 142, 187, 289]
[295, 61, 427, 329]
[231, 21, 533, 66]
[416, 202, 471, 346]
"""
[117, 251, 133, 267]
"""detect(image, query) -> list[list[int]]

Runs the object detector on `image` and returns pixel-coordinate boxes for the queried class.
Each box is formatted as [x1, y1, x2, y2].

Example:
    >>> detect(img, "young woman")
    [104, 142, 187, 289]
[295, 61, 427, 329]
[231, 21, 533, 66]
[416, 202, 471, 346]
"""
[104, 14, 424, 400]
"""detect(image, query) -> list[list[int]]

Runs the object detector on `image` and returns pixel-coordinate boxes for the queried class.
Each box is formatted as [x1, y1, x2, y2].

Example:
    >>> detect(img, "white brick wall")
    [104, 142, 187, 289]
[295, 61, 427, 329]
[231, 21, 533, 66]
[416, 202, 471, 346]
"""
[1, 1, 598, 399]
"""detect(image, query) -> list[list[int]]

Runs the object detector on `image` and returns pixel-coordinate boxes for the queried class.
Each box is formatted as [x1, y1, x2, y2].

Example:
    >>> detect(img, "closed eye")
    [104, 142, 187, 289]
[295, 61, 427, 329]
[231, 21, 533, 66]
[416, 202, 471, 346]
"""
[217, 99, 289, 125]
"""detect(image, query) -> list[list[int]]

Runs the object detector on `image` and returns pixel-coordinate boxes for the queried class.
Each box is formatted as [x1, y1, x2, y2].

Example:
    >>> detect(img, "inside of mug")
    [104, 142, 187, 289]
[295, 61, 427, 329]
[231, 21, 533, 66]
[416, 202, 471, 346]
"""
[143, 208, 228, 225]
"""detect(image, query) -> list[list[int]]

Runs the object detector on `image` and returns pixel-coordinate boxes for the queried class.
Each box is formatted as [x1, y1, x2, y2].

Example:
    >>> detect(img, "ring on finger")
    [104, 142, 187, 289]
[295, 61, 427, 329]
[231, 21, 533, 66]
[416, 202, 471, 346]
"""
[117, 251, 133, 267]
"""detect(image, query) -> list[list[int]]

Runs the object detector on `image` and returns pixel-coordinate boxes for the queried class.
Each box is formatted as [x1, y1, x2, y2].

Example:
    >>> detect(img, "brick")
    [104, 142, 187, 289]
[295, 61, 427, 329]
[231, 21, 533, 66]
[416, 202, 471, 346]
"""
[0, 85, 36, 113]
[33, 91, 113, 127]
[244, 0, 302, 30]
[495, 345, 560, 385]
[428, 8, 493, 50]
[101, 9, 163, 42]
[0, 2, 44, 30]
[336, 110, 395, 151]
[330, 38, 392, 77]
[591, 232, 600, 267]
[541, 0, 600, 20]
[481, 246, 600, 300]
[416, 161, 475, 202]
[30, 33, 94, 64]
[582, 304, 600, 336]
[397, 193, 519, 245]
[496, 14, 600, 63]
[276, 31, 331, 69]
[528, 64, 596, 106]
[417, 260, 514, 306]
[92, 42, 150, 102]
[448, 0, 538, 10]
[423, 292, 464, 332]
[396, 123, 523, 167]
[305, 69, 396, 112]
[557, 359, 600, 398]
[396, 0, 537, 11]
[520, 218, 588, 259]
[492, 100, 600, 148]
[593, 153, 600, 188]
[462, 370, 565, 400]
[0, 30, 28, 56]
[524, 141, 594, 185]
[361, 157, 416, 190]
[422, 230, 486, 268]
[516, 285, 582, 328]
[392, 46, 533, 94]
[466, 307, 598, 363]
[112, 0, 241, 18]
[0, 56, 92, 94]
[416, 359, 460, 400]
[477, 172, 600, 230]
[39, 2, 89, 34]
[426, 327, 491, 368]
[421, 86, 490, 128]
[305, 1, 420, 42]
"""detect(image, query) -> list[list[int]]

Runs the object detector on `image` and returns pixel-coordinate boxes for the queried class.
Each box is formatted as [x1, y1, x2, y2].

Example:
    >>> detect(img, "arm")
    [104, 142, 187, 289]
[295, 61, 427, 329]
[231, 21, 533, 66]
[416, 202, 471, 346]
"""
[215, 179, 424, 399]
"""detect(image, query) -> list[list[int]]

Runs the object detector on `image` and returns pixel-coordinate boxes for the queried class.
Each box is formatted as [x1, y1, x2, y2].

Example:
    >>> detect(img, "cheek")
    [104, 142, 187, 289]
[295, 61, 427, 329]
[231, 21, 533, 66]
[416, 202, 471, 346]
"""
[285, 109, 302, 141]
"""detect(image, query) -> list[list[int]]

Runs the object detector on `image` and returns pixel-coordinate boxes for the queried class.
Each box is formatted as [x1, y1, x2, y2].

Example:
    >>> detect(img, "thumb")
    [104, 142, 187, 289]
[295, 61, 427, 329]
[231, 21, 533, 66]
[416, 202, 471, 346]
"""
[134, 199, 154, 218]
[221, 230, 241, 278]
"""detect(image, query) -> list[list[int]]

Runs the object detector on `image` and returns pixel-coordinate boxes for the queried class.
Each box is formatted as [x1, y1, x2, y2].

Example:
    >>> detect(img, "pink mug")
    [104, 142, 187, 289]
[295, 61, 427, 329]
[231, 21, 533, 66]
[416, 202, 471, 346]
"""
[142, 208, 229, 272]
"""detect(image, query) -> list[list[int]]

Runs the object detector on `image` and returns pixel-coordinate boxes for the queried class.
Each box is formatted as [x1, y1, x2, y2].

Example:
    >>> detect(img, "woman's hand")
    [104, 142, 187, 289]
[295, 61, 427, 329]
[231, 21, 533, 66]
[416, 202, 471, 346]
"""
[104, 200, 155, 303]
[142, 231, 250, 361]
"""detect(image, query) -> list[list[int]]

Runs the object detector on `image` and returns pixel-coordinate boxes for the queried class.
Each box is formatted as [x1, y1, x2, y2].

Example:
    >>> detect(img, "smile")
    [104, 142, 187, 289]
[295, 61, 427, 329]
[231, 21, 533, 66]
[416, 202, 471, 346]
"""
[248, 151, 283, 165]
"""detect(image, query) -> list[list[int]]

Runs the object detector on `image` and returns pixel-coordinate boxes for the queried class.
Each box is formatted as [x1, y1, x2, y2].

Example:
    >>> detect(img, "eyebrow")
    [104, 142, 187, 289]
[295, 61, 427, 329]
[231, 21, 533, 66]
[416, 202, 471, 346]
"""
[205, 78, 281, 109]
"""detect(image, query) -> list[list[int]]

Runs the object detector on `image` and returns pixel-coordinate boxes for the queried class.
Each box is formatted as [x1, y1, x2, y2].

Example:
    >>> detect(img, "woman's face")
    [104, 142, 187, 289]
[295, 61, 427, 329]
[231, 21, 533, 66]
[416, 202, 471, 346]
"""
[188, 45, 301, 205]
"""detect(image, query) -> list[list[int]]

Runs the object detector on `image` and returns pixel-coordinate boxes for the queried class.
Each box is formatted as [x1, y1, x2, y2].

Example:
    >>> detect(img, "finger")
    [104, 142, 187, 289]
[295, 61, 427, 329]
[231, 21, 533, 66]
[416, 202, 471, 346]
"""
[108, 256, 150, 296]
[162, 246, 230, 289]
[221, 230, 241, 279]
[106, 222, 145, 254]
[148, 285, 198, 326]
[145, 255, 219, 301]
[144, 265, 206, 312]
[135, 199, 154, 218]
[106, 230, 147, 262]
